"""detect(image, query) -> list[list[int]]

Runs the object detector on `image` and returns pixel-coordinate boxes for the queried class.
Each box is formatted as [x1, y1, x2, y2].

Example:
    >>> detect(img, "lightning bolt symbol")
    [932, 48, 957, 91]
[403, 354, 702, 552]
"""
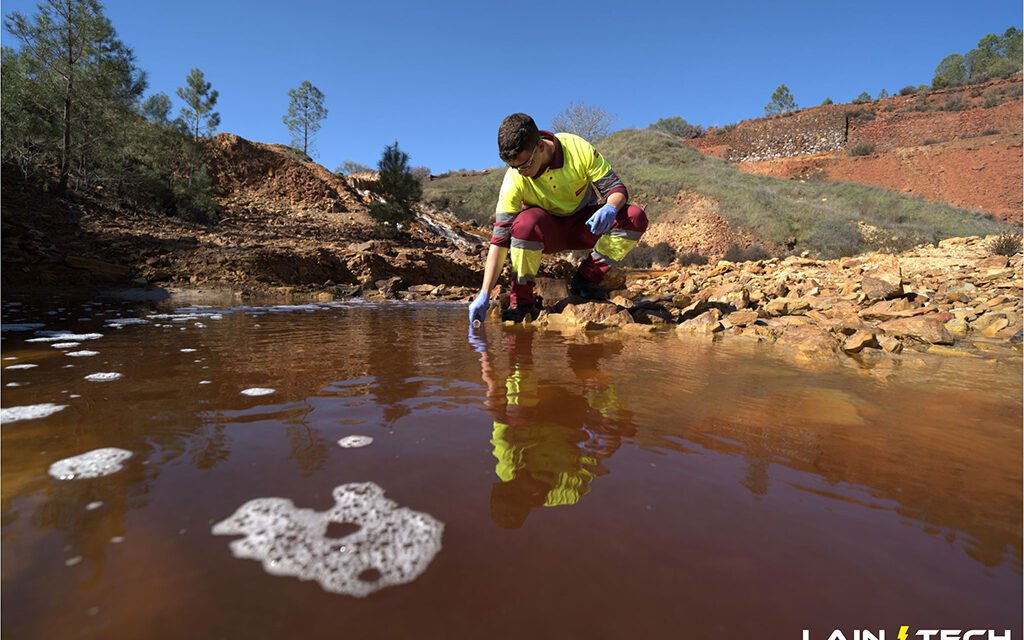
[898, 626, 910, 640]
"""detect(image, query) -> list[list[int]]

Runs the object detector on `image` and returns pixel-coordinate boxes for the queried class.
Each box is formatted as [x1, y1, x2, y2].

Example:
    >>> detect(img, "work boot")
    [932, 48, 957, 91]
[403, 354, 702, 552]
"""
[569, 271, 609, 301]
[501, 296, 543, 323]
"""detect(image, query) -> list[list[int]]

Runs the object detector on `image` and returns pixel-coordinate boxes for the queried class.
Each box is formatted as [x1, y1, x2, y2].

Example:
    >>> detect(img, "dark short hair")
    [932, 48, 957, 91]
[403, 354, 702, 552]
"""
[498, 113, 541, 163]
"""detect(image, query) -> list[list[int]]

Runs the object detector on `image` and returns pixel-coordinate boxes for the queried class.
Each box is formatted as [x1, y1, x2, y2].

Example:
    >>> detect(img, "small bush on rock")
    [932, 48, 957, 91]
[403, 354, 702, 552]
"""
[848, 143, 876, 156]
[989, 232, 1022, 256]
[676, 252, 708, 266]
[622, 242, 677, 268]
[723, 244, 770, 263]
[806, 219, 860, 259]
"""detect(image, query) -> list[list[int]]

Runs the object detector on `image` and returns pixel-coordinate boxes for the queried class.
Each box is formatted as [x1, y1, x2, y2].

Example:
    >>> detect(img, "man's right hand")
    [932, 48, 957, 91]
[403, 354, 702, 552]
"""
[469, 291, 490, 326]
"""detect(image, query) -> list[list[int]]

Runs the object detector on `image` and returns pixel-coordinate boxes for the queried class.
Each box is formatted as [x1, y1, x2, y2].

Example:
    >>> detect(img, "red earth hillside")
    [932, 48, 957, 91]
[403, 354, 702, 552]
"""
[685, 75, 1023, 224]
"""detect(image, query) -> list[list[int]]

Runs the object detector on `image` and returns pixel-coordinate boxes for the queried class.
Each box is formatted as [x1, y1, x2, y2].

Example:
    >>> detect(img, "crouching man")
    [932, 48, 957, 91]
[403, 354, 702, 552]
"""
[468, 113, 648, 325]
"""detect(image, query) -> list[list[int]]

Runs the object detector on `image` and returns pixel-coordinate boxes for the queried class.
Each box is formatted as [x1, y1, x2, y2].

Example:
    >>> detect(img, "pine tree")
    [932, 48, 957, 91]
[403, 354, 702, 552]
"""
[764, 85, 797, 116]
[368, 141, 422, 228]
[4, 0, 144, 192]
[176, 68, 219, 141]
[283, 80, 327, 157]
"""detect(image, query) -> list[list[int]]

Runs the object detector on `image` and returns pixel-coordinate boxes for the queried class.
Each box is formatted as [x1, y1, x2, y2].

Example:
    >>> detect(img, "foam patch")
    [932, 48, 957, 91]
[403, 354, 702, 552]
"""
[105, 318, 150, 327]
[28, 332, 103, 342]
[51, 342, 81, 349]
[5, 364, 38, 370]
[338, 435, 373, 448]
[212, 482, 444, 597]
[48, 447, 133, 479]
[85, 372, 122, 382]
[1, 403, 68, 423]
[241, 388, 275, 396]
[66, 351, 99, 357]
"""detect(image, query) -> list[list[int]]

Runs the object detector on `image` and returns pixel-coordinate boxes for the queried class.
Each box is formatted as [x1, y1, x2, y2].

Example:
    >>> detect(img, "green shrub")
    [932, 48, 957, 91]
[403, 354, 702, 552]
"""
[942, 96, 967, 112]
[899, 85, 919, 96]
[989, 232, 1022, 256]
[981, 129, 1000, 136]
[649, 116, 705, 139]
[907, 98, 934, 112]
[806, 219, 860, 259]
[714, 123, 738, 136]
[821, 97, 833, 105]
[676, 251, 708, 266]
[852, 91, 872, 104]
[848, 143, 876, 156]
[847, 108, 876, 122]
[982, 92, 1003, 108]
[723, 244, 770, 263]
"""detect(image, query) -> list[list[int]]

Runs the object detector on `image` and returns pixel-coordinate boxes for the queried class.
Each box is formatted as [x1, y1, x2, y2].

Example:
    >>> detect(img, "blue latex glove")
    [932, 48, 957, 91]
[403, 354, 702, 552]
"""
[468, 291, 490, 326]
[586, 203, 618, 235]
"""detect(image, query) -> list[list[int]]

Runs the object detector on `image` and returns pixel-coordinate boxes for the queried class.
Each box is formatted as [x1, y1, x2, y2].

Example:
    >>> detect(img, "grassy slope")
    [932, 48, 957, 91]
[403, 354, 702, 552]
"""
[423, 128, 1009, 258]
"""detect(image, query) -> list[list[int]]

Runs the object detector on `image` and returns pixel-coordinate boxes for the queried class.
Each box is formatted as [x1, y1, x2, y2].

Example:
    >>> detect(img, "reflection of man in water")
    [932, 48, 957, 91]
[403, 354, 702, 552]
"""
[475, 329, 636, 529]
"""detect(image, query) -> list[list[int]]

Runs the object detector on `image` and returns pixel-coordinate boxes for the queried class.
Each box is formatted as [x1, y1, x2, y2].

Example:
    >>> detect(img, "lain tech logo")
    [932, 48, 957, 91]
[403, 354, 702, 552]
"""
[802, 628, 1012, 640]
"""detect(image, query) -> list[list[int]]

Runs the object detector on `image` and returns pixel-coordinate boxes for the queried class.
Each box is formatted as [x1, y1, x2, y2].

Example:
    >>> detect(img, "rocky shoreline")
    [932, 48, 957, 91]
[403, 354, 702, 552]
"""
[480, 234, 1022, 363]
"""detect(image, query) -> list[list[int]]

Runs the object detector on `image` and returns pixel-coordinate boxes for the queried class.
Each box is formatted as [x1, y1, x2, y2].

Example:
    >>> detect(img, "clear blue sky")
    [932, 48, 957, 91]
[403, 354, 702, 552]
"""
[3, 0, 1021, 173]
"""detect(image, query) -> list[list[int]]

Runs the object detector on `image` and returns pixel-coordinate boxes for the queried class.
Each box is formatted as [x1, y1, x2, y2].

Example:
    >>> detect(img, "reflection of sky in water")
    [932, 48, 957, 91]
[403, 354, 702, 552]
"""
[0, 295, 1020, 638]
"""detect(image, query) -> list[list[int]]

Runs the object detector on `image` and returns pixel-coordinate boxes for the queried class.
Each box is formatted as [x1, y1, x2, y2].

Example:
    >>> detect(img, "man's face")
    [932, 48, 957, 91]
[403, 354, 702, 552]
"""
[508, 141, 542, 178]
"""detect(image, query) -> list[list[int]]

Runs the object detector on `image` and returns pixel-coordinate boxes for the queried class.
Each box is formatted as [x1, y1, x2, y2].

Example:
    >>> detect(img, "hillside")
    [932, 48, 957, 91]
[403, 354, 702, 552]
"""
[423, 129, 1010, 263]
[1, 133, 485, 296]
[690, 75, 1022, 224]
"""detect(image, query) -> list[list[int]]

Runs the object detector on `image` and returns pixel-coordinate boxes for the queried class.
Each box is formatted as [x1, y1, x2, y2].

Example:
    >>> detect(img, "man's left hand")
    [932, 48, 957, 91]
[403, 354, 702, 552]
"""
[586, 204, 617, 235]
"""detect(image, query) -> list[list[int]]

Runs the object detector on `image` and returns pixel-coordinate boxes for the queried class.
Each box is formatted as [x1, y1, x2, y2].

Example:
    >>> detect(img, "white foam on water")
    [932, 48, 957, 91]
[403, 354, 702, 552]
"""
[3, 357, 17, 361]
[48, 447, 133, 480]
[6, 382, 23, 388]
[0, 323, 45, 332]
[240, 388, 275, 397]
[66, 351, 99, 357]
[51, 342, 81, 349]
[337, 435, 373, 449]
[86, 501, 103, 511]
[5, 364, 38, 370]
[212, 482, 444, 598]
[195, 322, 207, 328]
[180, 348, 197, 353]
[199, 380, 212, 385]
[85, 372, 122, 382]
[210, 314, 223, 320]
[105, 318, 150, 327]
[1, 403, 68, 423]
[63, 364, 75, 369]
[110, 536, 124, 543]
[65, 556, 82, 566]
[70, 394, 81, 398]
[28, 332, 103, 342]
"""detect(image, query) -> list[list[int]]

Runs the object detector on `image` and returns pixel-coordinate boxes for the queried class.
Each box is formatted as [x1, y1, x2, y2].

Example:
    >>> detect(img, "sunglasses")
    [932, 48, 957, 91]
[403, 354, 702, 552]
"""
[508, 143, 540, 172]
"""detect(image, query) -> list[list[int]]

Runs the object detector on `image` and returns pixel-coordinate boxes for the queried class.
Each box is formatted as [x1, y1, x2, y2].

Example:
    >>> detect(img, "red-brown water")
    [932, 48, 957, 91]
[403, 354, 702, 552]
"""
[2, 296, 1021, 639]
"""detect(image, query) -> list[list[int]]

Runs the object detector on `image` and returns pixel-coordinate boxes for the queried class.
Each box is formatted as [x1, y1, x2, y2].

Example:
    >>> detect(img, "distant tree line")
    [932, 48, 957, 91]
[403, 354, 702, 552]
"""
[932, 27, 1022, 89]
